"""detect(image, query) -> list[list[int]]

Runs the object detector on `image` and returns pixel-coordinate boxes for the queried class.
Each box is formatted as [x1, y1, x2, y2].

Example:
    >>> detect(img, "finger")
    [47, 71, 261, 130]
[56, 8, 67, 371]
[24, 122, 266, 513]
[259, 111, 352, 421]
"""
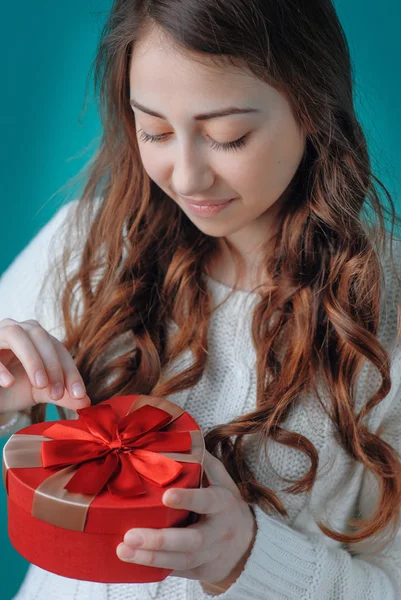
[31, 380, 91, 410]
[0, 323, 50, 391]
[0, 358, 15, 387]
[203, 450, 242, 499]
[123, 518, 221, 554]
[116, 542, 220, 572]
[163, 485, 235, 516]
[23, 321, 65, 400]
[48, 334, 87, 399]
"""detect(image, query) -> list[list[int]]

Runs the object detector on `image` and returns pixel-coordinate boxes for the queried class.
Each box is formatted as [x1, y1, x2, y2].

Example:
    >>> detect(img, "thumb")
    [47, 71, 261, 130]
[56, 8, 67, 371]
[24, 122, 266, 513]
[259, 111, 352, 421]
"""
[31, 385, 92, 411]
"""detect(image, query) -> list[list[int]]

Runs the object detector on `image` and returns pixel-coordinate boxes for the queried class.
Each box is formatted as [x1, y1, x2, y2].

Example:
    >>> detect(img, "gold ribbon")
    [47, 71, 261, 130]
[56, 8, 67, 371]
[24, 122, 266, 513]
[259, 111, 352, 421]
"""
[2, 395, 205, 532]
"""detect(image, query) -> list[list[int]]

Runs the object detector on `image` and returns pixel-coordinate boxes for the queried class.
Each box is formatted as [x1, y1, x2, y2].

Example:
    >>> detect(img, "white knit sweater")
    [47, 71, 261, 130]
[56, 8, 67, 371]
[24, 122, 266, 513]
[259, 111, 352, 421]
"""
[1, 200, 401, 600]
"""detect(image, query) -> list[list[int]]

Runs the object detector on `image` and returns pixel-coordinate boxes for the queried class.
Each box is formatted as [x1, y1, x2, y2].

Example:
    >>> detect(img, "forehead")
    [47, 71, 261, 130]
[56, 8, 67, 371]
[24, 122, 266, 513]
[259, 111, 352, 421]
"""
[129, 26, 261, 98]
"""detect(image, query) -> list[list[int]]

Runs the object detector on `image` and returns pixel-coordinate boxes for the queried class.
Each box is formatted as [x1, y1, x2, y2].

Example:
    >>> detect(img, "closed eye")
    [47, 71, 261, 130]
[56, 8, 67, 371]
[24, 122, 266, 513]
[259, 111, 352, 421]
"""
[137, 129, 249, 153]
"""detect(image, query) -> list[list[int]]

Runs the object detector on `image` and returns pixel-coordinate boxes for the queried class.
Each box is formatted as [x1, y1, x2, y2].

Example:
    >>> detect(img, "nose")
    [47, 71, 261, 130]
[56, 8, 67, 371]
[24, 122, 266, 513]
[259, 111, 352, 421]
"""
[171, 140, 215, 198]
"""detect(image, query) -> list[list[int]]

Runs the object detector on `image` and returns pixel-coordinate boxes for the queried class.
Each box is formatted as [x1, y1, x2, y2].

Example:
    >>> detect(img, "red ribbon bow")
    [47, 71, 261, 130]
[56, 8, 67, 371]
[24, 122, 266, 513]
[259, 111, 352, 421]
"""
[41, 403, 192, 498]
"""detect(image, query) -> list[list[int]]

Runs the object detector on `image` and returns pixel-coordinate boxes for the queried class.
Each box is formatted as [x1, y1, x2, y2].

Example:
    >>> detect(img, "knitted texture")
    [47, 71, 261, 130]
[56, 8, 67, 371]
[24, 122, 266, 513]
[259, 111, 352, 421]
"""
[1, 200, 400, 600]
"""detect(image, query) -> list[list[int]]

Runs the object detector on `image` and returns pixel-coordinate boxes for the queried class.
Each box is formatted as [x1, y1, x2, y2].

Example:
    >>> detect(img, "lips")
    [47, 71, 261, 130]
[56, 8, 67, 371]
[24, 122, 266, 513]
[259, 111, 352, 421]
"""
[181, 197, 235, 207]
[183, 197, 236, 217]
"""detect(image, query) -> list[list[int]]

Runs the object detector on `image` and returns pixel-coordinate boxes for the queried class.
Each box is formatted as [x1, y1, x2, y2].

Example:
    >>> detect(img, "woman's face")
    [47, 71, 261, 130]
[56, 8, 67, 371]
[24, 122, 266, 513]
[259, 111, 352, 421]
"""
[129, 26, 306, 260]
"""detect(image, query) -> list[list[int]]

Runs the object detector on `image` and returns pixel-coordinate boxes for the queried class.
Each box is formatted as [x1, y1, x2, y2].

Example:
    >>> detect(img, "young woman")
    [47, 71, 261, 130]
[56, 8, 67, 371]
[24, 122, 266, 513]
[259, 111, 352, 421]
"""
[1, 1, 400, 599]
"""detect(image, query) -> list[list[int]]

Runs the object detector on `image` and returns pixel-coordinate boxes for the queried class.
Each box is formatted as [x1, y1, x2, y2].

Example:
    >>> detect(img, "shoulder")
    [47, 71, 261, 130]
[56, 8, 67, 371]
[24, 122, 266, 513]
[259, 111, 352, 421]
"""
[0, 199, 84, 334]
[376, 234, 401, 301]
[372, 234, 401, 342]
[373, 235, 401, 435]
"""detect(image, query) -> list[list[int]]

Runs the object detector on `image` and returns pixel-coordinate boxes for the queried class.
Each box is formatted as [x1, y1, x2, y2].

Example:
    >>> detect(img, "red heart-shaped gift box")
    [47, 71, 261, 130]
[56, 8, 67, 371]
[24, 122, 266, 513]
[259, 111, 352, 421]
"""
[2, 394, 206, 583]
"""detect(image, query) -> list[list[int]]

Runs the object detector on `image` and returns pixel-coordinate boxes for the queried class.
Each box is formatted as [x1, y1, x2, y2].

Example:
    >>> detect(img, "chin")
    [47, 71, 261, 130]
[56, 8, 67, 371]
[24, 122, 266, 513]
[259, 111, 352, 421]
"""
[194, 221, 240, 239]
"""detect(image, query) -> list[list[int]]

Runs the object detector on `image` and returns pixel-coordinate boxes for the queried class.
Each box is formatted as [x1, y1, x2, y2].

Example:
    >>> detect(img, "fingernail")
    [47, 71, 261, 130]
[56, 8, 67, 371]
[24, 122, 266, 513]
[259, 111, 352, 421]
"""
[72, 382, 86, 398]
[168, 491, 181, 504]
[35, 369, 48, 387]
[0, 373, 14, 386]
[50, 383, 63, 400]
[118, 544, 137, 559]
[125, 533, 144, 547]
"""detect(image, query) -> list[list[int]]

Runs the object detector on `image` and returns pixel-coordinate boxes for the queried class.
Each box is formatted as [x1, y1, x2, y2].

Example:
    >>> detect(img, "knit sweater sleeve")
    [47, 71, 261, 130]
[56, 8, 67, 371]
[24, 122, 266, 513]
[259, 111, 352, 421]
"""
[0, 200, 79, 437]
[194, 322, 401, 598]
[0, 200, 78, 327]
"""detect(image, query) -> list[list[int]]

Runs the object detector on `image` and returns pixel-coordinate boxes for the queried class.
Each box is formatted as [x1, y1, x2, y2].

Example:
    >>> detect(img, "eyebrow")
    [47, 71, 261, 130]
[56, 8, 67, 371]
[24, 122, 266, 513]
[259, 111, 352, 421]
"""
[129, 98, 260, 121]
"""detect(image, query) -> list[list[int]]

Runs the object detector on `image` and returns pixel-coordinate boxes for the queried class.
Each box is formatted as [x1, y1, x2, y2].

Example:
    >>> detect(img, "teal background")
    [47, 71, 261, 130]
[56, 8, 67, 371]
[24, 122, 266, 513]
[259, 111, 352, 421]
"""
[0, 1, 400, 598]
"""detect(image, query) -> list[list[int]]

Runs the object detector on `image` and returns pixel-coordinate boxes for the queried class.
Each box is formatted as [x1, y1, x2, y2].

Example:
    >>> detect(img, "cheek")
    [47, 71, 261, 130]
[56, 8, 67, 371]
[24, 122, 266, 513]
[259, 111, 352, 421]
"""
[241, 128, 305, 204]
[138, 147, 165, 181]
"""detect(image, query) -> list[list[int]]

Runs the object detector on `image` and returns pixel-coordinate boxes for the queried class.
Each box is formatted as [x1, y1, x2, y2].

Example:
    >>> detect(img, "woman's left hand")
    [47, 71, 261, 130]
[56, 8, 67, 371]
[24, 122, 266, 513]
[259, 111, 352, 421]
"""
[116, 449, 257, 590]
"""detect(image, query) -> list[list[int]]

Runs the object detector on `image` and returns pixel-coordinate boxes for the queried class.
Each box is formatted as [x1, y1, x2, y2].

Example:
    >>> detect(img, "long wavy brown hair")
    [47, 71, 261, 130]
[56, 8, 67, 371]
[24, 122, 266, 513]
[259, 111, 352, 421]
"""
[32, 0, 401, 549]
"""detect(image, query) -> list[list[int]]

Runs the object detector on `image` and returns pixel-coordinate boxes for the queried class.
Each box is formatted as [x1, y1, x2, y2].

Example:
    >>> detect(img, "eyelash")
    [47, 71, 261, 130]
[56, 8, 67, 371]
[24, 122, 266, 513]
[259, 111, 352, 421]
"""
[137, 129, 249, 153]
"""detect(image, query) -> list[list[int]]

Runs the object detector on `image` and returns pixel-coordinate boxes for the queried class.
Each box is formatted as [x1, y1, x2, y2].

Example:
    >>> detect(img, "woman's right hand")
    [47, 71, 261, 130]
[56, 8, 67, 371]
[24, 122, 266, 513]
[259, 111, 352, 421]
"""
[0, 318, 91, 414]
